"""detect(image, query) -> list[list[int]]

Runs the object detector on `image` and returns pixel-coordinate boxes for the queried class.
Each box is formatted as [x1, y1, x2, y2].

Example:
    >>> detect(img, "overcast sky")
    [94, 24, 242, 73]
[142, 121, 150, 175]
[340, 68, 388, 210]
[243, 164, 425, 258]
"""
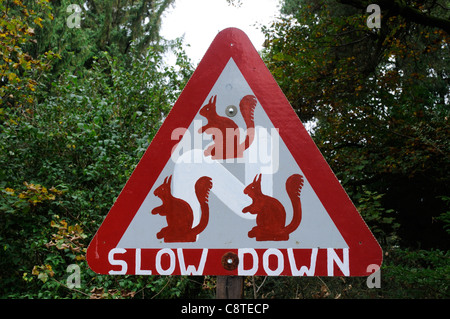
[160, 0, 281, 65]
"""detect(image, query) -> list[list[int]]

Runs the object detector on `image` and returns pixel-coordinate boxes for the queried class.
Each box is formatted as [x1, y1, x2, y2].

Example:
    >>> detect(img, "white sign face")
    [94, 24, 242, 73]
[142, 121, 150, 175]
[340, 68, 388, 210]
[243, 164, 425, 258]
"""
[117, 58, 347, 250]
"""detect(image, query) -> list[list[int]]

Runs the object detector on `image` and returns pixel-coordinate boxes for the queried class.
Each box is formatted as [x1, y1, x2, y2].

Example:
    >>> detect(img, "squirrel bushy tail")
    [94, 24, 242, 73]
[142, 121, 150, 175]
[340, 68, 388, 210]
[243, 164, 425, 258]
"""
[284, 174, 304, 235]
[239, 95, 257, 150]
[192, 176, 213, 235]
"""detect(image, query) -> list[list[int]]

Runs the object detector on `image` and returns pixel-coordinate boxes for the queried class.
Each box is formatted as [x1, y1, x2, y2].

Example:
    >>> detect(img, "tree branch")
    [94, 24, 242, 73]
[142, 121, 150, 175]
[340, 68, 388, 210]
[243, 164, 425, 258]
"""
[338, 0, 450, 34]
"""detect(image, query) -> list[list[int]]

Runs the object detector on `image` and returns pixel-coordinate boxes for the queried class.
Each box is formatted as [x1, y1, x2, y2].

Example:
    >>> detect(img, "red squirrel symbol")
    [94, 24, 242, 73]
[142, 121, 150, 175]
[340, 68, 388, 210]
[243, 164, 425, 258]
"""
[152, 175, 213, 242]
[243, 173, 304, 241]
[198, 95, 257, 159]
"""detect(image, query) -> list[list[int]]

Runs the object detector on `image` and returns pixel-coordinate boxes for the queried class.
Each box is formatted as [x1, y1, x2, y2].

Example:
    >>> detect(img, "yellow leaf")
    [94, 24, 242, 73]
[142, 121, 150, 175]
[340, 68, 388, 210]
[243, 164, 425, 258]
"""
[34, 17, 43, 28]
[26, 27, 35, 36]
[4, 187, 15, 195]
[32, 266, 39, 276]
[8, 73, 16, 81]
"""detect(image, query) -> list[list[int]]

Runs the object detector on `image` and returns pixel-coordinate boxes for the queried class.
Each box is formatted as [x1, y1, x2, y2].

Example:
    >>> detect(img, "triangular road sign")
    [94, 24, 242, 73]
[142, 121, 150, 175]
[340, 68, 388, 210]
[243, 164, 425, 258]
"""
[87, 28, 382, 277]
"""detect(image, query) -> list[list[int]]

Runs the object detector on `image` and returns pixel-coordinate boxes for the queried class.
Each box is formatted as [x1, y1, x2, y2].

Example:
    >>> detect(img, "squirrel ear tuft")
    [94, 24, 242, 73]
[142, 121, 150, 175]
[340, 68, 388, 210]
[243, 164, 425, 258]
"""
[253, 174, 261, 183]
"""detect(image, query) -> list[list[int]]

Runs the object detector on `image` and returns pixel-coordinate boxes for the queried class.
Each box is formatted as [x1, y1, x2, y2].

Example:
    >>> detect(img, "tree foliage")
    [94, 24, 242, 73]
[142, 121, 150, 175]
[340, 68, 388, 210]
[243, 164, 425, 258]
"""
[0, 0, 58, 109]
[262, 0, 450, 250]
[0, 0, 197, 298]
[27, 0, 176, 79]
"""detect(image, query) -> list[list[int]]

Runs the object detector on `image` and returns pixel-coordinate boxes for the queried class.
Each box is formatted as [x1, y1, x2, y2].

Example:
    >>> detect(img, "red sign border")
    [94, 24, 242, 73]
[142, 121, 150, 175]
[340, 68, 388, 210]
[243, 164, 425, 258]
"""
[87, 28, 382, 276]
